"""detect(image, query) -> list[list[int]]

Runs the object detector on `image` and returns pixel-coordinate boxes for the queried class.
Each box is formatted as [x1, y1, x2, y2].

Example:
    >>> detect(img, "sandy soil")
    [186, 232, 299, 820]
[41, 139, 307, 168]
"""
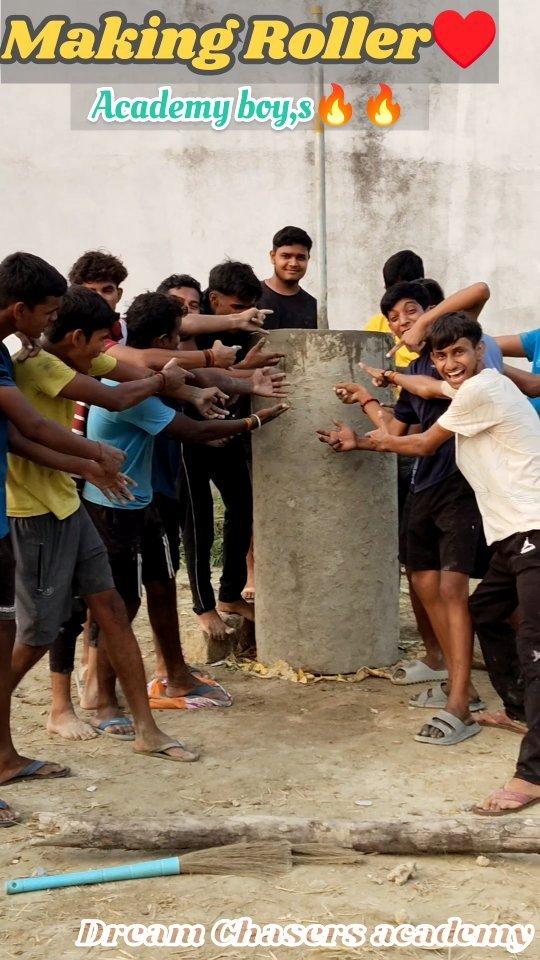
[0, 579, 538, 960]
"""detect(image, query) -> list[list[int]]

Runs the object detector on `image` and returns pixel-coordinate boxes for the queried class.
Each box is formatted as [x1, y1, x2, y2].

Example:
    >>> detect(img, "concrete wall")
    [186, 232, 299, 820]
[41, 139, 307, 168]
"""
[0, 3, 537, 335]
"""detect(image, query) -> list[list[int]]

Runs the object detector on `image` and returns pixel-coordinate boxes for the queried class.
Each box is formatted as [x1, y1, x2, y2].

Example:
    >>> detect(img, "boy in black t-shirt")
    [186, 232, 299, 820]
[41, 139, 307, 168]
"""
[258, 226, 317, 331]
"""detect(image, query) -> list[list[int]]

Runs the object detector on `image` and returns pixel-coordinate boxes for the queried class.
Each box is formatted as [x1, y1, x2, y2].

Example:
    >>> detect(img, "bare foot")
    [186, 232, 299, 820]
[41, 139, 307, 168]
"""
[218, 598, 255, 622]
[47, 707, 98, 741]
[79, 674, 99, 710]
[197, 609, 235, 640]
[241, 585, 255, 602]
[477, 710, 528, 735]
[0, 799, 20, 827]
[474, 777, 540, 814]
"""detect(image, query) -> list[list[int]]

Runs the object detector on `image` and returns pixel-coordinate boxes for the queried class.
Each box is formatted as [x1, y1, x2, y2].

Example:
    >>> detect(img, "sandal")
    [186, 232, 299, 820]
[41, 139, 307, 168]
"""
[0, 760, 70, 786]
[472, 788, 540, 817]
[409, 682, 485, 712]
[414, 709, 481, 746]
[0, 799, 20, 828]
[92, 717, 135, 741]
[391, 660, 448, 685]
[134, 739, 200, 763]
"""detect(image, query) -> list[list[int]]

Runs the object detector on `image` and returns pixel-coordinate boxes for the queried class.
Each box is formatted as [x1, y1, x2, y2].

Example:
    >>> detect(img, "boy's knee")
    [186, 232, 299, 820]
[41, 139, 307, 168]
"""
[439, 578, 469, 605]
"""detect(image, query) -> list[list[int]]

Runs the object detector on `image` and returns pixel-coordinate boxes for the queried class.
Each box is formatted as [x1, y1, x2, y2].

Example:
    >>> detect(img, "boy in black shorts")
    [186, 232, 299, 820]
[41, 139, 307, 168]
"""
[82, 291, 289, 712]
[325, 280, 499, 745]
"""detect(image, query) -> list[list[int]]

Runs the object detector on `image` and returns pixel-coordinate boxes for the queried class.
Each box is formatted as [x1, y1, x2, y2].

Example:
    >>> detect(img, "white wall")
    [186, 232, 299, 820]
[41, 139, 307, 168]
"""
[0, 1, 538, 338]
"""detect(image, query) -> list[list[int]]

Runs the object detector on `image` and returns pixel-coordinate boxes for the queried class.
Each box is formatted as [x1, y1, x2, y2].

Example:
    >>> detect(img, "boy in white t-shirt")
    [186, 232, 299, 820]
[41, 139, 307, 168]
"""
[318, 312, 540, 816]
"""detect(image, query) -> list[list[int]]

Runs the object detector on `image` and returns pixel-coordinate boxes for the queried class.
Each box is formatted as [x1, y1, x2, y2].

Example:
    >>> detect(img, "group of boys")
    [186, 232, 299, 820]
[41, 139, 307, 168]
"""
[319, 249, 540, 816]
[0, 226, 316, 827]
[1, 233, 539, 827]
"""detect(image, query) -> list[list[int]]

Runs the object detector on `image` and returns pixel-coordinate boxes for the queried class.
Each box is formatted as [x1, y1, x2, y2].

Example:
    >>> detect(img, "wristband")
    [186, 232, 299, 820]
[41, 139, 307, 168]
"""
[383, 369, 397, 384]
[244, 415, 261, 431]
[204, 349, 215, 368]
[360, 397, 381, 412]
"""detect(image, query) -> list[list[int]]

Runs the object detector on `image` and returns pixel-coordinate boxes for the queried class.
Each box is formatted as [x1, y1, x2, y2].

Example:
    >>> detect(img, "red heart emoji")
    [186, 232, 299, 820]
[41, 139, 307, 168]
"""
[433, 10, 497, 69]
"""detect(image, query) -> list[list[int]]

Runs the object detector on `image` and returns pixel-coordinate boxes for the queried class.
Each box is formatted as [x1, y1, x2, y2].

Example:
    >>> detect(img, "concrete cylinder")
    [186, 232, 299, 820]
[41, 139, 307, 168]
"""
[252, 329, 399, 674]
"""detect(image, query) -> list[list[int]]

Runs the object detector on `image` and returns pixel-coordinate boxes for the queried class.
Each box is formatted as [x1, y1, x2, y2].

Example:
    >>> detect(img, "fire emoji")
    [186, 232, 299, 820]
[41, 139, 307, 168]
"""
[366, 84, 401, 127]
[319, 83, 353, 127]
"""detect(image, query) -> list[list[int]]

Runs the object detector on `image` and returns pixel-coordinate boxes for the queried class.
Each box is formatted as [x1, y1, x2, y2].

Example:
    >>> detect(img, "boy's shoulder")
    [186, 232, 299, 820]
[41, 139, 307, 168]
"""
[13, 349, 75, 397]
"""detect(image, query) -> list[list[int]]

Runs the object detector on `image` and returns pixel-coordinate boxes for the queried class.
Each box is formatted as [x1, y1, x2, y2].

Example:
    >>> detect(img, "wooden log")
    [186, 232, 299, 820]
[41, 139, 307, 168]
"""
[32, 812, 540, 854]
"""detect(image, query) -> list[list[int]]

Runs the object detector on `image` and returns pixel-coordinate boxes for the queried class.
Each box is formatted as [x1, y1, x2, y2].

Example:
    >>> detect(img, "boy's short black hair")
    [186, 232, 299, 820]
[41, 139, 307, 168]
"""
[45, 286, 116, 343]
[68, 251, 128, 287]
[429, 312, 483, 351]
[125, 292, 184, 349]
[156, 274, 202, 297]
[380, 281, 430, 318]
[420, 278, 445, 306]
[382, 250, 424, 289]
[272, 226, 313, 252]
[208, 261, 262, 303]
[0, 252, 67, 309]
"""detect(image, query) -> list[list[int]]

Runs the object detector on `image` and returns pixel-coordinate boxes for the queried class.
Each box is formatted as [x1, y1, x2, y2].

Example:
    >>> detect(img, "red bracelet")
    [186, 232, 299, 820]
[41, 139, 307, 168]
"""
[361, 397, 381, 412]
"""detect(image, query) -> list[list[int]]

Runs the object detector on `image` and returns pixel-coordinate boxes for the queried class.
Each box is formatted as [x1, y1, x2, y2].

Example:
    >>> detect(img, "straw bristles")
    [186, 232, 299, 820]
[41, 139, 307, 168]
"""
[292, 844, 366, 865]
[179, 840, 293, 877]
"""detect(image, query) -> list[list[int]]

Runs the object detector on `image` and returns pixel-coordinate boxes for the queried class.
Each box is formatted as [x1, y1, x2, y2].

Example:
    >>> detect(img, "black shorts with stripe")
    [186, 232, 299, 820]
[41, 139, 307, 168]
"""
[84, 500, 175, 607]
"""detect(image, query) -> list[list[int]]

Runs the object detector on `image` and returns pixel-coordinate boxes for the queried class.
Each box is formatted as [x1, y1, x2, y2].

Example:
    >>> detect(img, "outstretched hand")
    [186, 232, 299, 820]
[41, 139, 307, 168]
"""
[334, 382, 372, 406]
[357, 361, 388, 388]
[385, 322, 425, 359]
[252, 367, 290, 399]
[212, 340, 241, 369]
[316, 420, 359, 453]
[234, 308, 273, 332]
[237, 337, 286, 370]
[254, 403, 290, 426]
[193, 386, 230, 419]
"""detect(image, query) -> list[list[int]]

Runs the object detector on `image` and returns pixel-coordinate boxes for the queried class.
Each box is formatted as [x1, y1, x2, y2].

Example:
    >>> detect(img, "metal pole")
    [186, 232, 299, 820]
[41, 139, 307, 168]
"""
[311, 3, 329, 330]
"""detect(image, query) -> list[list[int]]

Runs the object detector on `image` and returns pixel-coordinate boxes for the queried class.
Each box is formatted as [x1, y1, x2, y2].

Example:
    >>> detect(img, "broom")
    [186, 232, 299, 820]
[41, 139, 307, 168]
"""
[5, 841, 292, 895]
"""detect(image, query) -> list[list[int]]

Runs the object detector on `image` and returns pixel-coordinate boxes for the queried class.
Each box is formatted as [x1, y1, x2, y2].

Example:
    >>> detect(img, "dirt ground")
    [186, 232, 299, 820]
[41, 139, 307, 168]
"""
[0, 577, 538, 960]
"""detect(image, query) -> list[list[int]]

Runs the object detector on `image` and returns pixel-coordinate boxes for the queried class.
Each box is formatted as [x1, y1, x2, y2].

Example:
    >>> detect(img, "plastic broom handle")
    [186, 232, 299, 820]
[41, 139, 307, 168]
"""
[6, 856, 181, 894]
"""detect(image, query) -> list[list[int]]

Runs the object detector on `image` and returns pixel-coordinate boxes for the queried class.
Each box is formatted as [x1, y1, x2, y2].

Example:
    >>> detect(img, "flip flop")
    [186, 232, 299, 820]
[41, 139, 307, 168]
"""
[0, 760, 70, 786]
[391, 659, 448, 685]
[0, 799, 20, 828]
[93, 717, 135, 741]
[147, 677, 233, 711]
[409, 682, 486, 712]
[472, 788, 540, 817]
[134, 739, 199, 763]
[414, 709, 482, 746]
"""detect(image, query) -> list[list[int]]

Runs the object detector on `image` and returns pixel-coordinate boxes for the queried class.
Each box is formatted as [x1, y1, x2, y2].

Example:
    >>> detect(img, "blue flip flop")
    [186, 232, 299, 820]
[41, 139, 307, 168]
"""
[0, 799, 20, 828]
[93, 717, 135, 741]
[1, 760, 70, 786]
[184, 683, 232, 706]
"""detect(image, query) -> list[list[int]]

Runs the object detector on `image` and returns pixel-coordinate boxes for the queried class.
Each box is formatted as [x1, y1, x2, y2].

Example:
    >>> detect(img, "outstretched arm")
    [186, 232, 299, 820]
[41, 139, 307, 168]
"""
[164, 404, 289, 443]
[496, 335, 527, 359]
[503, 363, 540, 397]
[181, 308, 271, 337]
[0, 385, 124, 476]
[106, 340, 239, 371]
[317, 416, 448, 456]
[388, 282, 490, 357]
[8, 425, 133, 503]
